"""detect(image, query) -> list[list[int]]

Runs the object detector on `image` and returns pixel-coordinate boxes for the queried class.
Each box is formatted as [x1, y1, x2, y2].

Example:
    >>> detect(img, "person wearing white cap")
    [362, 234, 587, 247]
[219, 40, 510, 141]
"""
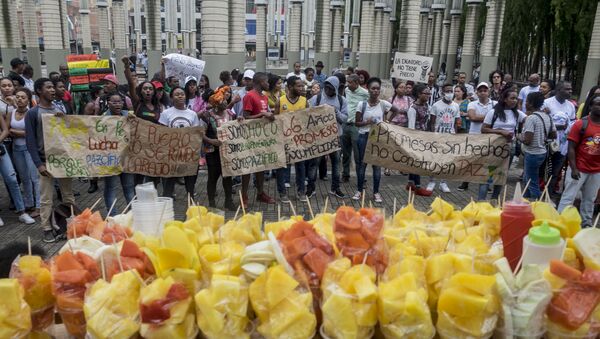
[231, 70, 254, 117]
[458, 82, 497, 191]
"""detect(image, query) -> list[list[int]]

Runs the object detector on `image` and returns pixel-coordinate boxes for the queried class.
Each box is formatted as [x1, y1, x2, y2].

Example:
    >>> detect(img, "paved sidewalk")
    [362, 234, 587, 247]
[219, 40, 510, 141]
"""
[0, 167, 522, 259]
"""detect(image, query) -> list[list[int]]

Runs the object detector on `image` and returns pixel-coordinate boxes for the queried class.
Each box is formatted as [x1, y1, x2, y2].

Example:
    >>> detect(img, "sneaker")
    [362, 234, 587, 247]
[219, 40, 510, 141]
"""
[280, 194, 290, 203]
[440, 182, 451, 193]
[19, 213, 36, 225]
[87, 182, 98, 194]
[374, 193, 383, 203]
[306, 189, 316, 199]
[0, 217, 4, 227]
[304, 180, 308, 186]
[426, 182, 436, 192]
[321, 176, 328, 181]
[284, 182, 291, 188]
[42, 230, 56, 243]
[342, 176, 350, 183]
[352, 191, 362, 201]
[257, 192, 275, 204]
[330, 189, 345, 198]
[415, 187, 433, 197]
[457, 182, 469, 191]
[28, 208, 40, 218]
[297, 192, 308, 202]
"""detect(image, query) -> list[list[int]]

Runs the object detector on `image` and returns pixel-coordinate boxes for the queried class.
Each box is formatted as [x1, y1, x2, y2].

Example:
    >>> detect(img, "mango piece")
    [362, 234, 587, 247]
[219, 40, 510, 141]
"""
[449, 273, 496, 296]
[438, 287, 491, 317]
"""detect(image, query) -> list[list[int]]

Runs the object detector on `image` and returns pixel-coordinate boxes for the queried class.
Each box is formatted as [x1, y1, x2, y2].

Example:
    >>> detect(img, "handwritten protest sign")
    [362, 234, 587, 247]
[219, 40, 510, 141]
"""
[164, 53, 206, 86]
[218, 118, 286, 177]
[43, 115, 130, 178]
[279, 106, 341, 164]
[391, 52, 433, 83]
[364, 123, 511, 185]
[123, 118, 205, 177]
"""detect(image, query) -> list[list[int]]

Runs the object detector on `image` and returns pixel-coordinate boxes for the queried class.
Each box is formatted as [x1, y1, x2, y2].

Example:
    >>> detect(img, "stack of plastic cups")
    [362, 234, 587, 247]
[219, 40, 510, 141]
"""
[131, 183, 174, 237]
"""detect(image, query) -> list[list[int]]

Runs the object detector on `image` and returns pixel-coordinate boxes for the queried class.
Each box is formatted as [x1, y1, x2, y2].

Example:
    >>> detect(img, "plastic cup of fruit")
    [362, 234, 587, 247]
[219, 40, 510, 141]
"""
[57, 306, 86, 338]
[31, 304, 55, 331]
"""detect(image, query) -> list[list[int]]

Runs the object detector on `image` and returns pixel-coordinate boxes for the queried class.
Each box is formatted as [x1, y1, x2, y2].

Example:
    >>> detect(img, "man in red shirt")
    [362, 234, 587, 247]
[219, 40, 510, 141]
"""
[241, 72, 276, 206]
[558, 95, 600, 227]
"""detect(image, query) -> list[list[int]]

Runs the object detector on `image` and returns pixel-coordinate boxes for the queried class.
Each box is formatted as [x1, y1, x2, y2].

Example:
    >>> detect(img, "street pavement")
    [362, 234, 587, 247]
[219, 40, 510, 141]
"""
[0, 166, 522, 260]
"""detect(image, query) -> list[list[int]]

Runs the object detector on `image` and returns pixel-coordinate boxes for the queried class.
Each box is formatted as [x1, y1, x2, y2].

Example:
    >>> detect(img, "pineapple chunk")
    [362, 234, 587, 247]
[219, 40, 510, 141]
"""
[266, 266, 299, 308]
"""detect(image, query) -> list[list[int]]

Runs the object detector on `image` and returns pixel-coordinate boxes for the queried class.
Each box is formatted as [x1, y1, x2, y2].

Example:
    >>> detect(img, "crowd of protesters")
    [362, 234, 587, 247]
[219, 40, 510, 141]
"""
[0, 54, 599, 242]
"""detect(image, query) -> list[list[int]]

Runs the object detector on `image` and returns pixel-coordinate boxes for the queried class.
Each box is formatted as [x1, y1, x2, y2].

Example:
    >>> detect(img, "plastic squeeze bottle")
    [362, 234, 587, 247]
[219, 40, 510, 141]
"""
[522, 221, 564, 268]
[500, 183, 535, 271]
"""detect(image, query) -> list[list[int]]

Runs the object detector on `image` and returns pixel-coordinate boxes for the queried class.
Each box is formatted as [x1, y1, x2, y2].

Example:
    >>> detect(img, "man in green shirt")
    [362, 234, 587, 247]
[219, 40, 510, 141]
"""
[341, 74, 369, 182]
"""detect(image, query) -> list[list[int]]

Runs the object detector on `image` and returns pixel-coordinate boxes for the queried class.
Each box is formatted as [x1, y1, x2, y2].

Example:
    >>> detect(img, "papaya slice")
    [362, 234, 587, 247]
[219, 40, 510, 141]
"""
[303, 247, 332, 279]
[121, 239, 145, 259]
[55, 251, 84, 271]
[334, 206, 361, 230]
[53, 270, 92, 285]
[550, 259, 582, 281]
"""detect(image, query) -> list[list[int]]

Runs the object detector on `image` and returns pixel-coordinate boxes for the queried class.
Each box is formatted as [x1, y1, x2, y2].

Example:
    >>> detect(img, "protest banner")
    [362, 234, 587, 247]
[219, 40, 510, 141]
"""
[43, 115, 130, 178]
[364, 123, 511, 185]
[279, 105, 341, 164]
[391, 52, 433, 83]
[164, 53, 206, 86]
[123, 118, 205, 177]
[218, 118, 286, 177]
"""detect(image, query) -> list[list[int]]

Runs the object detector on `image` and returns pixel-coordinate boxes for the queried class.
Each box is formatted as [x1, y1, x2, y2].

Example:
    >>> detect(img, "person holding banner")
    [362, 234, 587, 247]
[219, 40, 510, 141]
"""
[101, 94, 135, 215]
[426, 83, 462, 193]
[26, 78, 75, 243]
[275, 75, 310, 202]
[241, 72, 276, 206]
[159, 87, 203, 200]
[354, 77, 401, 203]
[405, 84, 433, 197]
[308, 76, 348, 199]
[203, 86, 237, 211]
[478, 89, 526, 201]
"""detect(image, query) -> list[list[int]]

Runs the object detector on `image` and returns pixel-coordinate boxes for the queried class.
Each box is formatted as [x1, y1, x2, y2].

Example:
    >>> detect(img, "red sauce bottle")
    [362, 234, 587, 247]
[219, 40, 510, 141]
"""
[500, 200, 535, 271]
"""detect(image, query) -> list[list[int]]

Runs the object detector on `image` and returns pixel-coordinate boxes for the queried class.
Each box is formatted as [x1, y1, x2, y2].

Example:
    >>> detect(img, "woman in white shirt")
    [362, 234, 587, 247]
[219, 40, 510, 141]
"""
[479, 89, 526, 201]
[159, 86, 202, 199]
[353, 77, 400, 203]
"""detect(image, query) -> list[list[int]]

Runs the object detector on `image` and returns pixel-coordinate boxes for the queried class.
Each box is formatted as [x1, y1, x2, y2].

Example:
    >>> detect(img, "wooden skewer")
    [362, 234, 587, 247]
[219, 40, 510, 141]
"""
[105, 199, 118, 222]
[277, 204, 281, 221]
[67, 241, 75, 253]
[513, 246, 528, 274]
[393, 197, 397, 216]
[502, 186, 508, 208]
[408, 187, 412, 206]
[593, 212, 600, 229]
[239, 190, 246, 215]
[187, 193, 191, 209]
[288, 201, 297, 216]
[306, 198, 315, 219]
[121, 195, 136, 214]
[70, 204, 74, 218]
[191, 197, 197, 207]
[522, 179, 532, 197]
[89, 197, 102, 211]
[322, 196, 329, 214]
[361, 189, 366, 209]
[100, 254, 107, 281]
[233, 205, 241, 221]
[411, 188, 416, 205]
[540, 175, 553, 202]
[156, 203, 167, 235]
[27, 237, 31, 256]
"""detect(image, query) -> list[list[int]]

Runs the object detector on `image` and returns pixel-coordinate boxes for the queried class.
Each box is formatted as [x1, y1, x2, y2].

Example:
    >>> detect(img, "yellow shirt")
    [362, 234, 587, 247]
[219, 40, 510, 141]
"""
[279, 95, 307, 114]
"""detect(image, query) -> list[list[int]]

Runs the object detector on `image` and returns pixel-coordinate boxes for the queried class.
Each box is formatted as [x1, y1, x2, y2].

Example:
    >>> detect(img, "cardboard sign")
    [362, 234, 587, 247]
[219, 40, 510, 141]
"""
[391, 52, 433, 83]
[279, 106, 341, 164]
[364, 123, 511, 185]
[43, 115, 130, 178]
[123, 118, 205, 177]
[164, 54, 206, 87]
[218, 118, 286, 177]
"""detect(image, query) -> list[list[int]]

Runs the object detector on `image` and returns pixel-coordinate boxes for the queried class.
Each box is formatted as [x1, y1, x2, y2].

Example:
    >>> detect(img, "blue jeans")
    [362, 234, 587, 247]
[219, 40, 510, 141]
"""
[103, 173, 135, 216]
[523, 152, 547, 199]
[357, 133, 381, 193]
[549, 152, 565, 194]
[328, 148, 341, 191]
[295, 159, 317, 194]
[276, 165, 291, 195]
[12, 143, 40, 209]
[0, 148, 25, 212]
[408, 174, 421, 187]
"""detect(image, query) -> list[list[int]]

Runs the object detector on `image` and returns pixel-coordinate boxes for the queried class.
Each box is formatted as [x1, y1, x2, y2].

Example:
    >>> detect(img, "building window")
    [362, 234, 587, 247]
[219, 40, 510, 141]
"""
[142, 16, 146, 34]
[177, 18, 181, 33]
[247, 0, 256, 14]
[246, 19, 256, 35]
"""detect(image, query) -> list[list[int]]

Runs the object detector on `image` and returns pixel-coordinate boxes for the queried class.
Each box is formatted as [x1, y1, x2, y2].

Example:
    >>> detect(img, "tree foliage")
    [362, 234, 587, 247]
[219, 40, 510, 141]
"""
[498, 0, 597, 93]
